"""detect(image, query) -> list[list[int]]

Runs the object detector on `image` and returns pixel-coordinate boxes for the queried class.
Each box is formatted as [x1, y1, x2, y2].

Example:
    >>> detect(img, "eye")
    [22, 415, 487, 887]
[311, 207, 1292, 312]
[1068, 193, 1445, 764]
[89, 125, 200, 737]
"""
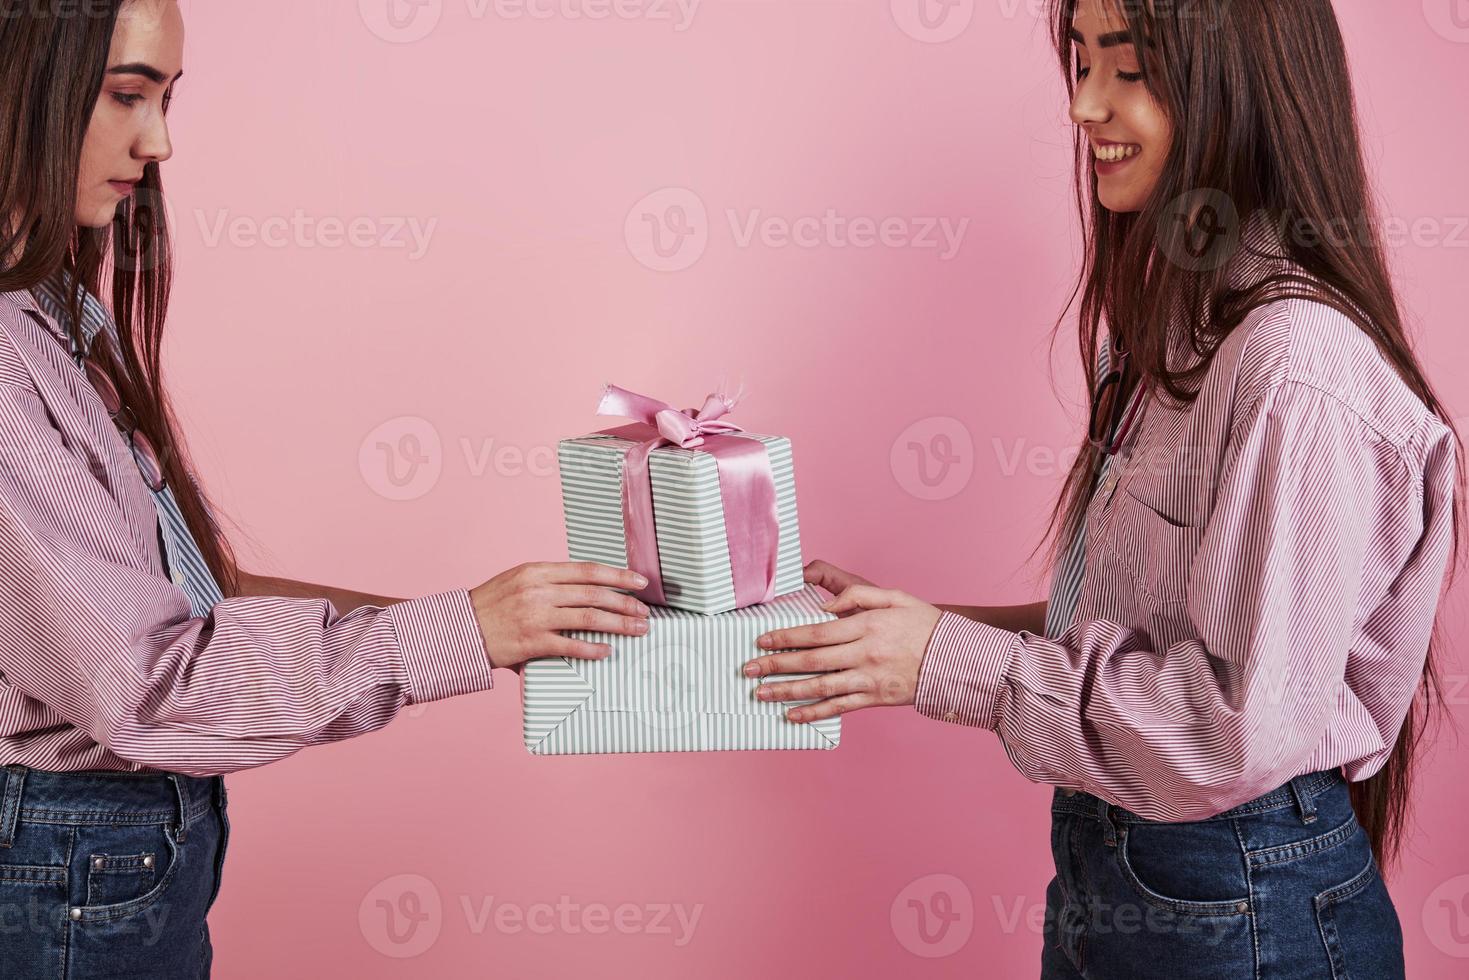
[111, 92, 145, 108]
[1117, 70, 1146, 82]
[162, 88, 174, 113]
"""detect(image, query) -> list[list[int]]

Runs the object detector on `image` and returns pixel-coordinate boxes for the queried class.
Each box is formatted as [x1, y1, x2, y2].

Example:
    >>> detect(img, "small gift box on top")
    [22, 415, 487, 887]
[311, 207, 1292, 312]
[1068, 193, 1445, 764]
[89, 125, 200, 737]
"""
[557, 384, 807, 616]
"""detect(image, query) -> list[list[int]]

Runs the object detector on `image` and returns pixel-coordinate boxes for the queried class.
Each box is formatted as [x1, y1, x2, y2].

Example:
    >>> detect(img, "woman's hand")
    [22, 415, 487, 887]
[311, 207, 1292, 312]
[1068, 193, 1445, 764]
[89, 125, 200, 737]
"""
[742, 581, 943, 723]
[469, 562, 650, 670]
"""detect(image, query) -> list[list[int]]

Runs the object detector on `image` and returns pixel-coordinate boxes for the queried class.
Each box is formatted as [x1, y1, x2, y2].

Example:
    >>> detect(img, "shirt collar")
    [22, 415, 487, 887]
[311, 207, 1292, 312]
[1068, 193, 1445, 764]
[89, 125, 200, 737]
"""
[14, 270, 110, 358]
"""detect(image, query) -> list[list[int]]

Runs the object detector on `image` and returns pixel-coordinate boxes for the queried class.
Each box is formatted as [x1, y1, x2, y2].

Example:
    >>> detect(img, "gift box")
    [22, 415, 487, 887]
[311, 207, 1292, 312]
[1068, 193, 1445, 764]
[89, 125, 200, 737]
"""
[558, 384, 807, 616]
[523, 585, 840, 754]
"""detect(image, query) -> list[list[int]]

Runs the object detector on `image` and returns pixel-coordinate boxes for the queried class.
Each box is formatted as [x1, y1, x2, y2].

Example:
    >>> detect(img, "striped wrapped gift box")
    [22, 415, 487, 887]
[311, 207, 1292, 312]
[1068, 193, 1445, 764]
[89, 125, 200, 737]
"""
[523, 585, 841, 754]
[558, 430, 806, 616]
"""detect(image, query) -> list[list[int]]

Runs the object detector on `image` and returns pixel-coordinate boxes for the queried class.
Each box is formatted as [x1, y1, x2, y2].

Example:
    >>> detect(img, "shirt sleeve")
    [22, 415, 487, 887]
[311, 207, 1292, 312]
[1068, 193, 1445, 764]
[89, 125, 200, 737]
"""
[913, 378, 1456, 820]
[0, 381, 495, 777]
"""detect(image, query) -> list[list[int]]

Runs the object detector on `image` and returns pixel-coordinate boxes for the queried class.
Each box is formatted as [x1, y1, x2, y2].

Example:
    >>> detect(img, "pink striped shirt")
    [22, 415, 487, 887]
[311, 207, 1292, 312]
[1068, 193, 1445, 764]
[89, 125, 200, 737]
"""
[0, 287, 495, 777]
[914, 218, 1459, 820]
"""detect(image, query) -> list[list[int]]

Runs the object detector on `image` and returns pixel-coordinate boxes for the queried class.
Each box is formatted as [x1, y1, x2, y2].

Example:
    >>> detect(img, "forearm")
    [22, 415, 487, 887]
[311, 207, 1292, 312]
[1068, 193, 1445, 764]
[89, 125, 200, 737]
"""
[237, 570, 404, 612]
[936, 600, 1047, 635]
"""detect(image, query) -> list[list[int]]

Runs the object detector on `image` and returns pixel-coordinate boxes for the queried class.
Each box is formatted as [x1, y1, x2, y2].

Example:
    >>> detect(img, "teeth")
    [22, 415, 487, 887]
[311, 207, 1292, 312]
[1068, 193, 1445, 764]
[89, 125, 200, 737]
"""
[1093, 143, 1141, 162]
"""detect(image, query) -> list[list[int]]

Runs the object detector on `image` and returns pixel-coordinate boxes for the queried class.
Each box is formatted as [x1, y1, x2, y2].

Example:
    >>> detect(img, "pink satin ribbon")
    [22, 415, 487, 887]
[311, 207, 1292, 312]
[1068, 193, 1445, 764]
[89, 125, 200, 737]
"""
[594, 384, 780, 609]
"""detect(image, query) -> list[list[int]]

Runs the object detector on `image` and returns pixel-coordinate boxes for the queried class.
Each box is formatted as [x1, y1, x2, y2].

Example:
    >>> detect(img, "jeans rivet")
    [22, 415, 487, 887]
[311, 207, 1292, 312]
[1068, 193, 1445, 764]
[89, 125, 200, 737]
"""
[1236, 901, 1250, 914]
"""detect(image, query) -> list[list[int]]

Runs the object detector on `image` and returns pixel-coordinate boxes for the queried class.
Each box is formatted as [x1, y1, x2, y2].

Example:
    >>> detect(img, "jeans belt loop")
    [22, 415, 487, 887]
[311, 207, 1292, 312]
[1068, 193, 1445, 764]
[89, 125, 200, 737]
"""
[1096, 794, 1118, 847]
[1288, 773, 1319, 825]
[0, 765, 27, 848]
[168, 774, 189, 843]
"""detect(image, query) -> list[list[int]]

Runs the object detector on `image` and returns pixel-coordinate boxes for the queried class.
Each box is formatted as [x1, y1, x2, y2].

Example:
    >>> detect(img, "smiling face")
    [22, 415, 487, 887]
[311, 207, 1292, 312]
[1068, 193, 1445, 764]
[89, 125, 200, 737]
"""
[1068, 0, 1171, 213]
[74, 0, 184, 228]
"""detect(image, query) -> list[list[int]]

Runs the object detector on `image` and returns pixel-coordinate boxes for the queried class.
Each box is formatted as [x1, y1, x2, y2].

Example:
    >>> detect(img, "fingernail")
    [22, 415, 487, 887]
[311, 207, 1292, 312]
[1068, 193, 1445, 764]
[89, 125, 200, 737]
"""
[633, 620, 648, 633]
[637, 603, 650, 616]
[743, 663, 759, 677]
[757, 688, 771, 700]
[633, 574, 649, 588]
[757, 635, 772, 648]
[789, 710, 804, 722]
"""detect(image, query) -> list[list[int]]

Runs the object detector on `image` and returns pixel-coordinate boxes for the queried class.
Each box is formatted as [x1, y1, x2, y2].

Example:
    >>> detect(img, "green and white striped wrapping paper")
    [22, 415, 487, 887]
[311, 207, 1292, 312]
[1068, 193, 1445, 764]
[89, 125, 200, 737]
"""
[523, 586, 840, 754]
[558, 431, 806, 616]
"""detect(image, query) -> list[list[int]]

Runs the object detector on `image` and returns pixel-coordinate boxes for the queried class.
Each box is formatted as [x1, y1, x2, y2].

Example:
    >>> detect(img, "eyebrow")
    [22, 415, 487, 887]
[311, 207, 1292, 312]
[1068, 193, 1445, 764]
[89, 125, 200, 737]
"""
[1068, 27, 1140, 48]
[105, 62, 183, 85]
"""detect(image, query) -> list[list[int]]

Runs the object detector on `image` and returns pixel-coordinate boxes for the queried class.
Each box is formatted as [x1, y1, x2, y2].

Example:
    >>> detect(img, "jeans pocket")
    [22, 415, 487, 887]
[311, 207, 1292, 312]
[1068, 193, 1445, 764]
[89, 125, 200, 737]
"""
[84, 850, 157, 907]
[1314, 854, 1405, 980]
[1116, 820, 1254, 917]
[72, 821, 180, 924]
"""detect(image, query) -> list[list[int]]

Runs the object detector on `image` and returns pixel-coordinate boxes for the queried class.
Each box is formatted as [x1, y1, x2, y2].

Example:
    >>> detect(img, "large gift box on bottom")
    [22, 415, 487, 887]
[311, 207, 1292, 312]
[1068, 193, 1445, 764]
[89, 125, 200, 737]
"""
[523, 586, 841, 754]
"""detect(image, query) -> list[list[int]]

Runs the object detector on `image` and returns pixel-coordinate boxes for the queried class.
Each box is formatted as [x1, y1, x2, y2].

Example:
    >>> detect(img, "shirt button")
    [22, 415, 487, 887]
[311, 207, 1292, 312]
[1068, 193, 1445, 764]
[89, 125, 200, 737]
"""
[171, 568, 185, 586]
[943, 711, 958, 722]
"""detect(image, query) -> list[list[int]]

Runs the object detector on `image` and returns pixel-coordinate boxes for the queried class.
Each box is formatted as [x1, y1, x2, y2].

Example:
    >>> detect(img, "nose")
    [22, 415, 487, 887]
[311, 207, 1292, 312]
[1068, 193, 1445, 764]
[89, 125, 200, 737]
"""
[134, 105, 173, 166]
[1068, 75, 1111, 130]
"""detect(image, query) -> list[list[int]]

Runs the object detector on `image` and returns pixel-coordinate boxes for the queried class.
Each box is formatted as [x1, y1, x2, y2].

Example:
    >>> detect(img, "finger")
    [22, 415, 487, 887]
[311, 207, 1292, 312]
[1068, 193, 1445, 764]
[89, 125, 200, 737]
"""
[825, 584, 897, 614]
[541, 636, 614, 661]
[755, 616, 864, 653]
[557, 585, 650, 618]
[544, 561, 650, 593]
[804, 560, 868, 595]
[802, 560, 844, 591]
[757, 669, 871, 703]
[550, 607, 650, 637]
[786, 693, 875, 723]
[744, 641, 863, 678]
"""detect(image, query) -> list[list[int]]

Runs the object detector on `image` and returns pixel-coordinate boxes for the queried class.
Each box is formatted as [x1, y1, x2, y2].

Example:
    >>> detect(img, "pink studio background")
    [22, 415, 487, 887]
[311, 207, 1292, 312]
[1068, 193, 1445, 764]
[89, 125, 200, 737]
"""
[150, 1, 1468, 977]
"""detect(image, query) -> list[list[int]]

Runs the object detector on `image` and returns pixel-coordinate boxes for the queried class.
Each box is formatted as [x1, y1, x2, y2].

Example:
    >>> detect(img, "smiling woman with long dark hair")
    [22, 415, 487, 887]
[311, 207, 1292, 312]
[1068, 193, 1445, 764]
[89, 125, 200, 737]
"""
[0, 3, 650, 976]
[743, 1, 1464, 976]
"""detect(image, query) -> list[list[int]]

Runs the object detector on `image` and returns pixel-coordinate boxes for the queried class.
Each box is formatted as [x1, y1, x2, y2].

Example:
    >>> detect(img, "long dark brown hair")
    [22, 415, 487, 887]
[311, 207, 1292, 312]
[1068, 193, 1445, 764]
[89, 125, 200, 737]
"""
[1036, 0, 1465, 872]
[0, 0, 240, 598]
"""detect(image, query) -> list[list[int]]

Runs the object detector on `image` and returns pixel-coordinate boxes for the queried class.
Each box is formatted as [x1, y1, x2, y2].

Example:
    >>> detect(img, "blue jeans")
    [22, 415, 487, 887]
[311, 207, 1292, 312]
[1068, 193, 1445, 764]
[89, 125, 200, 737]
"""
[1041, 768, 1404, 979]
[0, 765, 229, 979]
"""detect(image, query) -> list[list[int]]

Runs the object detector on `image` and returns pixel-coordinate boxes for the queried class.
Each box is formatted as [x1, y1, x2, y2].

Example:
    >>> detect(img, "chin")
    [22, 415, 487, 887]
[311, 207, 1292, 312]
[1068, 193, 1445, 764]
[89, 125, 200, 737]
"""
[75, 200, 120, 229]
[1097, 183, 1147, 214]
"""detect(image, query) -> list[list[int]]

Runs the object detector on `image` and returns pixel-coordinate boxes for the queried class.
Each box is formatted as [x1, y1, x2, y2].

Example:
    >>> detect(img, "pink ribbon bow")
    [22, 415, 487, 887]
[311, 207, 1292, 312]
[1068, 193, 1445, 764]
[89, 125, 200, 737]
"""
[595, 383, 780, 610]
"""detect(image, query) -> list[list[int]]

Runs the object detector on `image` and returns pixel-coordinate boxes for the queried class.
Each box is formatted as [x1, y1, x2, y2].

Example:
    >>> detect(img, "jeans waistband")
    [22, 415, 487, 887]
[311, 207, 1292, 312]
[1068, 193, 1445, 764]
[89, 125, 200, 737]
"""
[0, 765, 219, 847]
[1051, 767, 1346, 824]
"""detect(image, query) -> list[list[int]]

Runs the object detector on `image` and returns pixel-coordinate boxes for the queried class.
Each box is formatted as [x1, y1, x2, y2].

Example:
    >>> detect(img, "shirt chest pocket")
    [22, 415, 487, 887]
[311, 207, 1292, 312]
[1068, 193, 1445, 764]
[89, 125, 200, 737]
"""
[1096, 484, 1203, 607]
